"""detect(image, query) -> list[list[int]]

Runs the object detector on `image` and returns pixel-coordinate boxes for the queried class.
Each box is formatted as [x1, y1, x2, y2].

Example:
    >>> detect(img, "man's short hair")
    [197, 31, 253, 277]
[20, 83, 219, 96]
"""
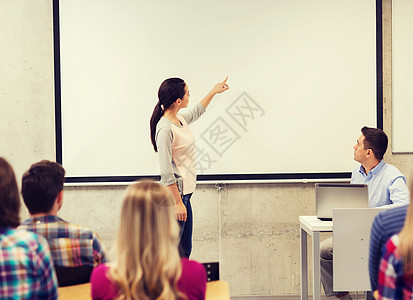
[21, 160, 65, 214]
[361, 126, 388, 160]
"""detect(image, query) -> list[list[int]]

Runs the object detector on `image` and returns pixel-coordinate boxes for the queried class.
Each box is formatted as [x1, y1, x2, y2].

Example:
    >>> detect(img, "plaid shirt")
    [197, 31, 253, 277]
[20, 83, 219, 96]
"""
[19, 215, 108, 267]
[377, 234, 413, 300]
[0, 227, 58, 299]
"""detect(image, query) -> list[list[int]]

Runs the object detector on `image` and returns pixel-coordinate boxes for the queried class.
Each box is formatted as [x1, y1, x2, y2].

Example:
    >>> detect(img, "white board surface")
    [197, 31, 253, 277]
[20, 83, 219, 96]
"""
[57, 0, 377, 178]
[392, 0, 413, 153]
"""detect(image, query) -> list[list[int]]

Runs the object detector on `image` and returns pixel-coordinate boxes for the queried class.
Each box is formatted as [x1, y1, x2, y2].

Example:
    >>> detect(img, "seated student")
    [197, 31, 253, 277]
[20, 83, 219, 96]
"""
[320, 127, 410, 300]
[18, 160, 107, 268]
[90, 181, 206, 300]
[0, 157, 58, 299]
[369, 204, 408, 293]
[376, 176, 413, 299]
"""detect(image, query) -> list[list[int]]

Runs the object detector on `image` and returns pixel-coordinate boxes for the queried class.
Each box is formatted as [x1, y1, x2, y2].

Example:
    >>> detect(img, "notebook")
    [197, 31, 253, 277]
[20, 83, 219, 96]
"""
[315, 183, 369, 221]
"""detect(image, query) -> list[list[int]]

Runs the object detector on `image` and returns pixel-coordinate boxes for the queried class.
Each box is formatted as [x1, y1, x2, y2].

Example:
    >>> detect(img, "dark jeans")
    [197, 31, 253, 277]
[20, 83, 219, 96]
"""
[178, 193, 193, 258]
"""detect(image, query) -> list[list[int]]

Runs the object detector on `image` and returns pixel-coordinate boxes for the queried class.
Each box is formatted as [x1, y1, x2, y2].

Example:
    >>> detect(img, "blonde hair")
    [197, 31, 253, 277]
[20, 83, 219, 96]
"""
[398, 175, 413, 272]
[109, 181, 186, 300]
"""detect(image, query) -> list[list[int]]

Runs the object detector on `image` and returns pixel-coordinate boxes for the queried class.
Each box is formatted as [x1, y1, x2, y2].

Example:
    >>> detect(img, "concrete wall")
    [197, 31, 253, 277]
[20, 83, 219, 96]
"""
[1, 0, 412, 296]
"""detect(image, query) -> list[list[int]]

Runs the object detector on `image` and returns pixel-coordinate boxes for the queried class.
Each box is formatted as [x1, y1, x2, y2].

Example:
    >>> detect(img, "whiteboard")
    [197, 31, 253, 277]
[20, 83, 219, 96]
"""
[54, 0, 379, 181]
[392, 0, 413, 153]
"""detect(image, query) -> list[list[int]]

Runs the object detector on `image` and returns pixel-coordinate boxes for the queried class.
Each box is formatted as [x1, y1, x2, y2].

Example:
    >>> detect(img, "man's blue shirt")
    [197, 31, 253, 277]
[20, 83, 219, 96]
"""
[351, 160, 409, 207]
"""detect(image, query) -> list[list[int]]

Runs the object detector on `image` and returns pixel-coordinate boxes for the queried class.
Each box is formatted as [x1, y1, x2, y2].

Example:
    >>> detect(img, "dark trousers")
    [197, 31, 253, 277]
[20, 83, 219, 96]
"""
[178, 193, 193, 258]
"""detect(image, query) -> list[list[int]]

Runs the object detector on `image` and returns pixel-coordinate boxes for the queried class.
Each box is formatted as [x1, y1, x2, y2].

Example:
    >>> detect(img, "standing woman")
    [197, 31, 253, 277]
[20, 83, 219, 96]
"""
[150, 77, 229, 258]
[376, 175, 413, 299]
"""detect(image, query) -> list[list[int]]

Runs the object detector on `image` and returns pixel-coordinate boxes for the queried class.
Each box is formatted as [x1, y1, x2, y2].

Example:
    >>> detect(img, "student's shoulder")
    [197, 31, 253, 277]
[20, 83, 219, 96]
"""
[181, 257, 203, 268]
[380, 205, 408, 218]
[91, 263, 111, 279]
[91, 263, 117, 298]
[380, 162, 406, 179]
[64, 222, 99, 239]
[181, 258, 207, 279]
[375, 205, 407, 228]
[5, 228, 49, 252]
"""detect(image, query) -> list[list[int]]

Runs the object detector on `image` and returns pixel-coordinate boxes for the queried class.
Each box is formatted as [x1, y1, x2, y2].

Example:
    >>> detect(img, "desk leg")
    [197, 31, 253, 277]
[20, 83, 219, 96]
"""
[312, 232, 321, 300]
[300, 228, 308, 300]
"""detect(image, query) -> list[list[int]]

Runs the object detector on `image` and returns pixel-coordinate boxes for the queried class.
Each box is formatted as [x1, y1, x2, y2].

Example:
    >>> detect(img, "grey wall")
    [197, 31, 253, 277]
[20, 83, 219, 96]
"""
[1, 0, 412, 297]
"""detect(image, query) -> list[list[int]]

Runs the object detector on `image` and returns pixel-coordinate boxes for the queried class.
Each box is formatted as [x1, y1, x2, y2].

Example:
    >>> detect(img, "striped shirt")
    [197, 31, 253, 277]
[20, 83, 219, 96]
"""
[0, 227, 58, 299]
[19, 215, 107, 267]
[377, 234, 413, 299]
[369, 205, 408, 291]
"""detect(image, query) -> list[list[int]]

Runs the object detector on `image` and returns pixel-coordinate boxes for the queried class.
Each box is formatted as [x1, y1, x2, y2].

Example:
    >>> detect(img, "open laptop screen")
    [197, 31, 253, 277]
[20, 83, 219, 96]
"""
[315, 183, 369, 221]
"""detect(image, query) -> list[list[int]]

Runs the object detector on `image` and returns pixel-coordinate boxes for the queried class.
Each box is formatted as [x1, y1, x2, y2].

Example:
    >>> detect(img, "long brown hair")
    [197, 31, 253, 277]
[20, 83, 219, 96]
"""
[109, 181, 186, 300]
[398, 175, 413, 272]
[0, 157, 20, 227]
[149, 78, 186, 152]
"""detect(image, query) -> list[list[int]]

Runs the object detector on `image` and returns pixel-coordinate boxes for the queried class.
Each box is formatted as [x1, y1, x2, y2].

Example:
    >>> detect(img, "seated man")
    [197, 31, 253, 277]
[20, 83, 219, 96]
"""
[0, 157, 57, 299]
[19, 160, 108, 268]
[320, 127, 410, 300]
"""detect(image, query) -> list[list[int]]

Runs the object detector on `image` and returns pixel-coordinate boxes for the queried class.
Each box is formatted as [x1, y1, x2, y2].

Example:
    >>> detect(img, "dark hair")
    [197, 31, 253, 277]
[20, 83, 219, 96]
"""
[0, 157, 21, 227]
[150, 78, 186, 152]
[361, 126, 388, 160]
[21, 160, 65, 214]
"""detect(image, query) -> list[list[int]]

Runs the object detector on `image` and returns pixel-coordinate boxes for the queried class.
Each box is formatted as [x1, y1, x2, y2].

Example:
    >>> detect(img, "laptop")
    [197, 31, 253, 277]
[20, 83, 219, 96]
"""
[315, 183, 369, 221]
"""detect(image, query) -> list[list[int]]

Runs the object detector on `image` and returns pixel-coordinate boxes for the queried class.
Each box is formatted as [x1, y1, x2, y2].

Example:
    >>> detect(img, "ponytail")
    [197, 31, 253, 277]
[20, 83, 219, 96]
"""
[150, 102, 163, 152]
[149, 78, 186, 152]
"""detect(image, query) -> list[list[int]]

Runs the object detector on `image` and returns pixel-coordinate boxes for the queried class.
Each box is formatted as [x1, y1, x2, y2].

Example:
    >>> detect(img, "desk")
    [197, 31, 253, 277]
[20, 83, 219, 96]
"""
[58, 282, 91, 300]
[206, 280, 230, 300]
[300, 216, 332, 300]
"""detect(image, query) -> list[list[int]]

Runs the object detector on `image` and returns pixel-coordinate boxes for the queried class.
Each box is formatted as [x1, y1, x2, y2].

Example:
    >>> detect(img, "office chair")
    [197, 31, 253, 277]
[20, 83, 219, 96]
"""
[55, 265, 94, 287]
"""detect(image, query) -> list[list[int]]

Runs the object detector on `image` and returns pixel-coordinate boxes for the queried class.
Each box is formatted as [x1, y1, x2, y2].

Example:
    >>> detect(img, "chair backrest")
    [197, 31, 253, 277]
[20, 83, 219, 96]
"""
[55, 265, 94, 287]
[202, 262, 219, 281]
[333, 207, 386, 291]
